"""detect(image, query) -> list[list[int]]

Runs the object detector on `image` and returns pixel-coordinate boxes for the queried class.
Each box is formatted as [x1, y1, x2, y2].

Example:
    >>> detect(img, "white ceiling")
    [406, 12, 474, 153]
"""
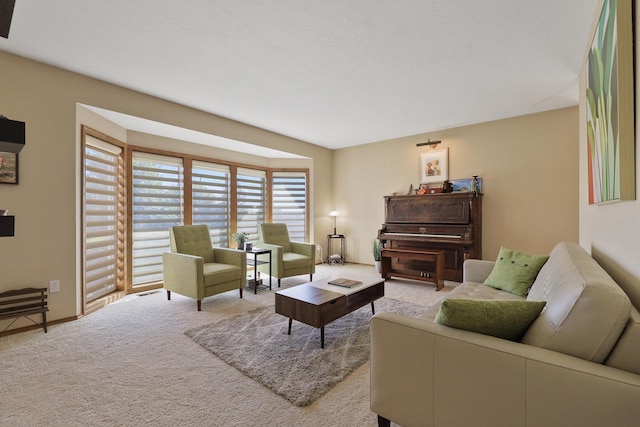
[1, 1, 599, 150]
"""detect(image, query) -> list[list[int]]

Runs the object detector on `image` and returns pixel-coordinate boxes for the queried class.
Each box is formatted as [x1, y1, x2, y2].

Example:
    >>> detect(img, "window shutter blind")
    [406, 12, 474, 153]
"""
[236, 168, 266, 242]
[132, 152, 183, 285]
[84, 137, 123, 302]
[192, 161, 230, 247]
[272, 171, 307, 241]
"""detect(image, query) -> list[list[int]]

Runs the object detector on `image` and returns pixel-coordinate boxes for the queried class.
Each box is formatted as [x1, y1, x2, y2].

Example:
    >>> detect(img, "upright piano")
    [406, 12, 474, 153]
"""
[377, 192, 482, 283]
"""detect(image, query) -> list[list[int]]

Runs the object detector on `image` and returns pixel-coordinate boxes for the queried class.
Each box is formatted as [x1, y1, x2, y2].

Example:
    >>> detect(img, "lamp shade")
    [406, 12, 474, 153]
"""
[328, 210, 338, 217]
[0, 117, 25, 153]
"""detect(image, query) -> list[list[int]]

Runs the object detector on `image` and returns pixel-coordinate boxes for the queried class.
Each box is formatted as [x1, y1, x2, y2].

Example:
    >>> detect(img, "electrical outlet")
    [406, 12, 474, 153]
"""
[49, 280, 60, 293]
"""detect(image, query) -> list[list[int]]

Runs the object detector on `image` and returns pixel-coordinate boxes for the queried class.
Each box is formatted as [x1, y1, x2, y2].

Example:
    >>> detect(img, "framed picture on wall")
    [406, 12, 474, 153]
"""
[419, 148, 448, 184]
[585, 0, 635, 204]
[0, 152, 18, 185]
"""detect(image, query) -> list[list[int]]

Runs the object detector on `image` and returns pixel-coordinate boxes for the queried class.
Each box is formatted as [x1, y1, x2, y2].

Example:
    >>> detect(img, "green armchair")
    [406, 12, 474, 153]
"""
[256, 223, 315, 287]
[163, 224, 246, 311]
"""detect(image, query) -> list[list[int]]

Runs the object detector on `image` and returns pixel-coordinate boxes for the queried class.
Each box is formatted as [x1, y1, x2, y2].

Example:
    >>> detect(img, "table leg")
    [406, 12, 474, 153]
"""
[288, 318, 292, 335]
[269, 250, 272, 289]
[320, 326, 325, 349]
[371, 301, 375, 315]
[254, 252, 258, 294]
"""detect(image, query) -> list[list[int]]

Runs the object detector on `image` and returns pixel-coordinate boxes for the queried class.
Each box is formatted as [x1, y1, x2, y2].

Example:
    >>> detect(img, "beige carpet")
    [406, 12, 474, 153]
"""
[186, 297, 426, 407]
[0, 264, 453, 427]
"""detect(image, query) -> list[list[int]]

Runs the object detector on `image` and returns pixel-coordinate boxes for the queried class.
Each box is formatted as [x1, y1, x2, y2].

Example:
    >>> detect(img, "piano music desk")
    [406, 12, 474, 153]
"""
[381, 248, 444, 291]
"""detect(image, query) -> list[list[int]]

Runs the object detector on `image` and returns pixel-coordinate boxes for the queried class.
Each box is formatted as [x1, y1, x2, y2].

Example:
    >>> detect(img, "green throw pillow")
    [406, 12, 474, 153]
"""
[483, 246, 549, 296]
[435, 298, 547, 341]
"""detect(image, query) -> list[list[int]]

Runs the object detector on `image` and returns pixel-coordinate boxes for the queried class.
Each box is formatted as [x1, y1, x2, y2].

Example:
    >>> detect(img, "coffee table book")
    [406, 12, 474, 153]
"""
[327, 278, 362, 288]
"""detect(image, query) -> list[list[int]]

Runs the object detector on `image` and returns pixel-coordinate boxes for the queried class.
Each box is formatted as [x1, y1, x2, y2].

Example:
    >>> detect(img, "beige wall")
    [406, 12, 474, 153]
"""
[0, 51, 332, 327]
[0, 45, 584, 330]
[579, 0, 640, 310]
[333, 107, 579, 265]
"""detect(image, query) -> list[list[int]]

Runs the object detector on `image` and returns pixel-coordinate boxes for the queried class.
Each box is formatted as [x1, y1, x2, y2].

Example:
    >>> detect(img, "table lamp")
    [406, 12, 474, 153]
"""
[329, 210, 338, 235]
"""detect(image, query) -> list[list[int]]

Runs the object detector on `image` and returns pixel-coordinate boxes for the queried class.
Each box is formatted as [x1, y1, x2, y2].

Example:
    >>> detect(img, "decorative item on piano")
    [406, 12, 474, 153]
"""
[419, 148, 448, 184]
[471, 176, 480, 195]
[449, 177, 482, 193]
[417, 183, 446, 195]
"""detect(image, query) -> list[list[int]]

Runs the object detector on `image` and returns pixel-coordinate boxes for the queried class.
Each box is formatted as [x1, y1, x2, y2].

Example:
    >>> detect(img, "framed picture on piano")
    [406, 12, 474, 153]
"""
[450, 177, 483, 193]
[419, 148, 448, 184]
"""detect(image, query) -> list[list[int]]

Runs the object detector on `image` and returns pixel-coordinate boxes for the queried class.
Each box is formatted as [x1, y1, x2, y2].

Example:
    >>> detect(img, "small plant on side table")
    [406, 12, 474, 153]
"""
[232, 232, 249, 250]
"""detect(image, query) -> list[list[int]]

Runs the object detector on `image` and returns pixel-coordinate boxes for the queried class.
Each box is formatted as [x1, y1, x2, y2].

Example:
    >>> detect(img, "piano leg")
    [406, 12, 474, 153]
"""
[380, 254, 392, 279]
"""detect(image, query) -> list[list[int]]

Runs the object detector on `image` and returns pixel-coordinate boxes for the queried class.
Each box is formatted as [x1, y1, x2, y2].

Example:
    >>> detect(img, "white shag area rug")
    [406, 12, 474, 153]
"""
[185, 297, 425, 406]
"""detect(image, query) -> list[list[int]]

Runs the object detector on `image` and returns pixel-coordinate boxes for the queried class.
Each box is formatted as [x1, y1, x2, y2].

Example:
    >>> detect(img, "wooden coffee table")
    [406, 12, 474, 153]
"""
[274, 277, 385, 348]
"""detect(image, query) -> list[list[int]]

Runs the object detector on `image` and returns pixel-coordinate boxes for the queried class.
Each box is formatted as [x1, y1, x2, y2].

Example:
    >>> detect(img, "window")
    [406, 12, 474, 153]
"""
[236, 168, 266, 242]
[192, 161, 230, 247]
[272, 171, 308, 241]
[83, 134, 124, 303]
[82, 126, 310, 300]
[131, 152, 184, 286]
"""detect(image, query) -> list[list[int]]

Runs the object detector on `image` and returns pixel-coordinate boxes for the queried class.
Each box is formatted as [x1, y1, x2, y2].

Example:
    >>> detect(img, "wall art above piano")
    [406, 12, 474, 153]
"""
[419, 148, 448, 184]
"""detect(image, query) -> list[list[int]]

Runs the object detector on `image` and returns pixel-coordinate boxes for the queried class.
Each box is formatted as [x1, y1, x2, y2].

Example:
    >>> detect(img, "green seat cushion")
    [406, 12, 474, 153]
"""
[484, 246, 549, 296]
[283, 252, 311, 269]
[435, 298, 547, 341]
[203, 263, 241, 286]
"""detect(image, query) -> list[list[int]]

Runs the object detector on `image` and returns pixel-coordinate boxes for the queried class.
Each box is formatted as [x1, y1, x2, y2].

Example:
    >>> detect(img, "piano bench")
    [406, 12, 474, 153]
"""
[381, 249, 445, 290]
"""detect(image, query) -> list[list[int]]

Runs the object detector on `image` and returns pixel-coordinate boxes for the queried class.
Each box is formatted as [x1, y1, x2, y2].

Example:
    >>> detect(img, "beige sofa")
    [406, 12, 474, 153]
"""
[370, 241, 640, 427]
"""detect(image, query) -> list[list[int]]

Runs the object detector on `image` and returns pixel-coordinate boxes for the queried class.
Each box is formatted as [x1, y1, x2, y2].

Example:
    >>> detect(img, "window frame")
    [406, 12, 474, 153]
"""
[82, 128, 311, 299]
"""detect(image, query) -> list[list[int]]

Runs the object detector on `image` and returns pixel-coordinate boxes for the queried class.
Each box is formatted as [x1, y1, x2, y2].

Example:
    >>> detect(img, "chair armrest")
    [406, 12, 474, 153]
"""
[463, 259, 495, 283]
[214, 247, 246, 267]
[257, 242, 282, 257]
[291, 241, 315, 258]
[370, 312, 640, 427]
[162, 252, 204, 298]
[256, 243, 283, 272]
[213, 247, 247, 279]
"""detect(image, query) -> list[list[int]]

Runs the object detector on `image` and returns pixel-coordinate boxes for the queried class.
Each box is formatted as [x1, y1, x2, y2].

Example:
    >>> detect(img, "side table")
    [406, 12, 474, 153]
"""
[326, 234, 345, 264]
[246, 248, 272, 294]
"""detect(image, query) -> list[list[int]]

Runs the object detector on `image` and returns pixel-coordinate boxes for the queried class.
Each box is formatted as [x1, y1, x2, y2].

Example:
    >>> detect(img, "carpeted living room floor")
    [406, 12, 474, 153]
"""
[0, 263, 454, 427]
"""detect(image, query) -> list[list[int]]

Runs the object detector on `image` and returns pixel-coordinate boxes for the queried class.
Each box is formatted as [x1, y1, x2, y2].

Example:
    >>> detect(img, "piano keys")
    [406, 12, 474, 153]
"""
[378, 192, 482, 283]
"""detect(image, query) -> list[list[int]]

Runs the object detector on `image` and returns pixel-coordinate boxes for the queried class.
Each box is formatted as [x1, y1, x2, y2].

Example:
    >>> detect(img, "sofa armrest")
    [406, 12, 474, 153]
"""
[463, 259, 495, 283]
[162, 252, 204, 299]
[370, 312, 640, 427]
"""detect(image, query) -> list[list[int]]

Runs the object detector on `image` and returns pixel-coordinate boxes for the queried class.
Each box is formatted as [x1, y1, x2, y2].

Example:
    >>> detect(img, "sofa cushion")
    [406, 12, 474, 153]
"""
[484, 246, 549, 297]
[421, 281, 523, 321]
[522, 241, 631, 363]
[605, 307, 640, 375]
[435, 298, 547, 341]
